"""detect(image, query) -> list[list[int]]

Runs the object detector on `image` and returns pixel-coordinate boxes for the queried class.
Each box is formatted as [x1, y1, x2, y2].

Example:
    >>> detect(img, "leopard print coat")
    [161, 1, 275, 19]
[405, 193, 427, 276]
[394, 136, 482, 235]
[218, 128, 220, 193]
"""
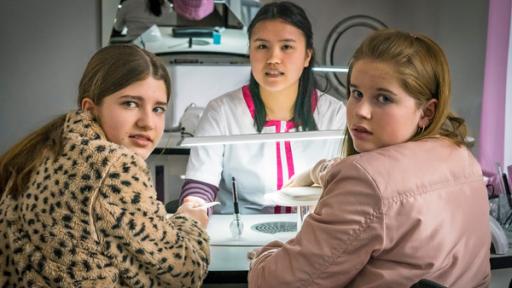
[0, 110, 210, 287]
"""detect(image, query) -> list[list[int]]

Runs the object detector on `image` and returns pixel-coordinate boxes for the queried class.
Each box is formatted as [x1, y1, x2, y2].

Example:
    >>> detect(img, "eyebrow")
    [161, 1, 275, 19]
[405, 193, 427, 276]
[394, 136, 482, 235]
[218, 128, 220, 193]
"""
[120, 95, 168, 106]
[349, 84, 398, 96]
[252, 38, 297, 43]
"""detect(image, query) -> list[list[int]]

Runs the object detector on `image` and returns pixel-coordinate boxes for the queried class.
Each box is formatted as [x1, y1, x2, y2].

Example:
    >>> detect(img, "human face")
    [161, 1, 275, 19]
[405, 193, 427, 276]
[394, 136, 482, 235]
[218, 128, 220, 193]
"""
[249, 19, 312, 96]
[83, 77, 168, 159]
[347, 59, 423, 152]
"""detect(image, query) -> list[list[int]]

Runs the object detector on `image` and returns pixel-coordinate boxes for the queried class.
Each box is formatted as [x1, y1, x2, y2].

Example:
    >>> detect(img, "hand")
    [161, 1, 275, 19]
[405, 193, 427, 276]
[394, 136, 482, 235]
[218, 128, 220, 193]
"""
[247, 247, 279, 270]
[247, 248, 261, 260]
[247, 248, 262, 270]
[176, 200, 208, 230]
[284, 169, 314, 188]
[284, 159, 331, 188]
[310, 159, 330, 186]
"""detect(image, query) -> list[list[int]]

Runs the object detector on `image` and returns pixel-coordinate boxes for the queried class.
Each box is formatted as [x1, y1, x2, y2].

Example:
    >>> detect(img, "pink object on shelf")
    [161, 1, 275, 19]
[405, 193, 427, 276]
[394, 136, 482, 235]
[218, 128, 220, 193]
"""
[173, 0, 214, 20]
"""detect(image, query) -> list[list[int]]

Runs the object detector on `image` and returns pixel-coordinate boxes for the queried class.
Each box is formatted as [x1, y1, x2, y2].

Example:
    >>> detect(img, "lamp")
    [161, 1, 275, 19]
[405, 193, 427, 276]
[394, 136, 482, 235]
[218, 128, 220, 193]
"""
[180, 129, 345, 147]
[312, 66, 349, 73]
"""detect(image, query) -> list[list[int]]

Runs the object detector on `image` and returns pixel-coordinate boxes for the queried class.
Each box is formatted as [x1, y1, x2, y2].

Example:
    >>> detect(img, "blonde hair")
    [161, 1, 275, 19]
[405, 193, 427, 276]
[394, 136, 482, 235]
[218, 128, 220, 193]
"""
[343, 29, 467, 156]
[0, 44, 170, 198]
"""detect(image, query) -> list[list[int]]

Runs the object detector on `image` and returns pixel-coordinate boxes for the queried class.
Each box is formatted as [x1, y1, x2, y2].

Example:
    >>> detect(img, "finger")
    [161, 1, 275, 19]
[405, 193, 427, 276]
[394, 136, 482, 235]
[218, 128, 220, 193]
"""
[283, 176, 297, 188]
[247, 251, 256, 260]
[182, 197, 194, 204]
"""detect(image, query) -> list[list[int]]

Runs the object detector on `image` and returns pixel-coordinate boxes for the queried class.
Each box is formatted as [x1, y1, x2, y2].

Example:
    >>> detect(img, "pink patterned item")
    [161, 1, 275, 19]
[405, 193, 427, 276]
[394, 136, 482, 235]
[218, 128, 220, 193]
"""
[173, 0, 214, 20]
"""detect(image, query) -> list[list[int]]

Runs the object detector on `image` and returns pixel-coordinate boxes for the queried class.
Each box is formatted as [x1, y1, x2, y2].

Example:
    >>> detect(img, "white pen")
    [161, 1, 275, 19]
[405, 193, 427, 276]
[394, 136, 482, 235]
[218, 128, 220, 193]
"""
[165, 202, 220, 219]
[198, 201, 221, 209]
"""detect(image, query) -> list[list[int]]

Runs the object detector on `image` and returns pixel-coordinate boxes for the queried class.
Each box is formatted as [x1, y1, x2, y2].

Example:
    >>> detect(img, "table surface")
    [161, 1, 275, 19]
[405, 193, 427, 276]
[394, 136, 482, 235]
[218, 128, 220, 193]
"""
[206, 213, 512, 272]
[207, 214, 297, 271]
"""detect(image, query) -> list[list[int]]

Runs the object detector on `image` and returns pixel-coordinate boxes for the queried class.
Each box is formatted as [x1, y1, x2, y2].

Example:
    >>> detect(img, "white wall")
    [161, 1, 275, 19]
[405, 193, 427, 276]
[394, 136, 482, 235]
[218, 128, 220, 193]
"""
[0, 0, 101, 154]
[270, 0, 488, 155]
[0, 0, 489, 157]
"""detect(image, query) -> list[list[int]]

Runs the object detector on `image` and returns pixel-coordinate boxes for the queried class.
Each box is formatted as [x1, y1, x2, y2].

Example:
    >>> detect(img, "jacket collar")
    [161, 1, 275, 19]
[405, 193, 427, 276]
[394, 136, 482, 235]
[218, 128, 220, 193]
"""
[63, 110, 107, 142]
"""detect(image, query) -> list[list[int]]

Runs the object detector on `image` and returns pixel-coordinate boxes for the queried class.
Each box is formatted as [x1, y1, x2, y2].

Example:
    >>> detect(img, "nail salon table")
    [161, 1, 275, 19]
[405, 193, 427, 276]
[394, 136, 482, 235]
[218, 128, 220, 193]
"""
[201, 213, 512, 285]
[203, 213, 297, 284]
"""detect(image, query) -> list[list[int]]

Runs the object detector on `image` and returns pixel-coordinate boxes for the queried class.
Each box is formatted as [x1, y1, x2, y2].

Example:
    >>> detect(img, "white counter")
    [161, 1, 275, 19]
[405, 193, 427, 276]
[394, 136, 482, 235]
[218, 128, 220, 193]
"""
[207, 214, 297, 271]
[140, 27, 249, 56]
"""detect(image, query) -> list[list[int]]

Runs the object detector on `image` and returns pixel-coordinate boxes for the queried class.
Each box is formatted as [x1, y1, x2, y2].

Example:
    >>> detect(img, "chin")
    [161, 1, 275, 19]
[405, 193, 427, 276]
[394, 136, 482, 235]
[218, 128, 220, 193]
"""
[131, 148, 151, 160]
[353, 143, 373, 153]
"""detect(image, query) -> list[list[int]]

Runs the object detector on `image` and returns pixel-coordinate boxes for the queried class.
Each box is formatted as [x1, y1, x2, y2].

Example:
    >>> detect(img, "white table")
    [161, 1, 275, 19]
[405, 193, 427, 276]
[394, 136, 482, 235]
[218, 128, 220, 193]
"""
[207, 213, 297, 271]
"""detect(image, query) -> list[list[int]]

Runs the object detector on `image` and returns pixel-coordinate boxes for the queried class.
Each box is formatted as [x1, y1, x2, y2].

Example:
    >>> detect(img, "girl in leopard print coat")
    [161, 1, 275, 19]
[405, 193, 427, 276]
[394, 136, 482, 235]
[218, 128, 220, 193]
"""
[0, 44, 210, 287]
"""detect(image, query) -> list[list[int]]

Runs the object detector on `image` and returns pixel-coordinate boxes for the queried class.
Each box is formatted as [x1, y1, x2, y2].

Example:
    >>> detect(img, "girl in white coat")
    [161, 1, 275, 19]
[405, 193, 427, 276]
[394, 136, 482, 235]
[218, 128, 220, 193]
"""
[180, 1, 346, 214]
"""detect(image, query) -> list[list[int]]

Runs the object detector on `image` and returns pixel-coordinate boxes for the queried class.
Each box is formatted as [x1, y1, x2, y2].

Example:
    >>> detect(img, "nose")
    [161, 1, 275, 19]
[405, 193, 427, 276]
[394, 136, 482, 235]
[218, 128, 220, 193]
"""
[136, 108, 155, 130]
[353, 99, 372, 120]
[266, 47, 281, 65]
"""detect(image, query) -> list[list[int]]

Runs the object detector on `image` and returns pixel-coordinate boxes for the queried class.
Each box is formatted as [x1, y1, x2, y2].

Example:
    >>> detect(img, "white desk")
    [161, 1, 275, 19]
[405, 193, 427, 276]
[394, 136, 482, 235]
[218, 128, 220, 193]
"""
[207, 214, 297, 271]
[140, 27, 248, 56]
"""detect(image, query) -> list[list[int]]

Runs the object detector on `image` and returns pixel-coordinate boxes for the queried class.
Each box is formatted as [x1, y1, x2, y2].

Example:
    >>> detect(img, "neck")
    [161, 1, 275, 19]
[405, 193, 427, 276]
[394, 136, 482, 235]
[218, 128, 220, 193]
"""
[260, 86, 298, 121]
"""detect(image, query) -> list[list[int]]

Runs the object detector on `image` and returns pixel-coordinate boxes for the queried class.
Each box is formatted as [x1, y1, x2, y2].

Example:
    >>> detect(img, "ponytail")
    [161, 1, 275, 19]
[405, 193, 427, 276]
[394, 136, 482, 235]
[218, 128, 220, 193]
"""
[0, 114, 66, 199]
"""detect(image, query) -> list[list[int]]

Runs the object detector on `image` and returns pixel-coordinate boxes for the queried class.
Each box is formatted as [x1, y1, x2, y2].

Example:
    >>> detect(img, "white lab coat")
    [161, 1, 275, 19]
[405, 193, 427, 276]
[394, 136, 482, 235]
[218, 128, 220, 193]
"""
[185, 86, 346, 214]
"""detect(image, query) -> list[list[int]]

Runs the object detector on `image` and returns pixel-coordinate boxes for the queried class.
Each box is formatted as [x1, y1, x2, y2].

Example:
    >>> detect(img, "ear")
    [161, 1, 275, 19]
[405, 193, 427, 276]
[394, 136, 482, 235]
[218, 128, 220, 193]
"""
[81, 98, 96, 113]
[304, 48, 312, 68]
[419, 99, 437, 128]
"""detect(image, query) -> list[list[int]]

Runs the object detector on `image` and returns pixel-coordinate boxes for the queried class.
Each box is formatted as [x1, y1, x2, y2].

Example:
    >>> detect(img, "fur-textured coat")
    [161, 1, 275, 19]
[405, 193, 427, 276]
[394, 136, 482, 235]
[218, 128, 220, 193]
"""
[0, 110, 209, 287]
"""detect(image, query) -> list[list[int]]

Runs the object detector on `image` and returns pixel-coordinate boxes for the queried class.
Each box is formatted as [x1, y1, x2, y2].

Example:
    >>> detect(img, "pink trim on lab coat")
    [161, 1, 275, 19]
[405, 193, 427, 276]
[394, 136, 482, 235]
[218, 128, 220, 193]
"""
[241, 85, 319, 214]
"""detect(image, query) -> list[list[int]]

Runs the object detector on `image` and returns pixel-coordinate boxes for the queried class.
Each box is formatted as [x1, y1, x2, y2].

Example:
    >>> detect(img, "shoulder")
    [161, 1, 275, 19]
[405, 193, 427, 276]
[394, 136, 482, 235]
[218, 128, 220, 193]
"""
[317, 91, 343, 105]
[63, 117, 149, 182]
[315, 92, 346, 115]
[314, 91, 346, 128]
[333, 139, 481, 198]
[198, 87, 247, 128]
[353, 138, 477, 173]
[205, 87, 245, 111]
[317, 91, 344, 105]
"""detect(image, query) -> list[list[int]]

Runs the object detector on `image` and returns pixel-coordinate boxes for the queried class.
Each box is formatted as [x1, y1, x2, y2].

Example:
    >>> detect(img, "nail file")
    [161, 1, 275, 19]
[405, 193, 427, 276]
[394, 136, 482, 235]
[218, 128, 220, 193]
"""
[199, 201, 221, 209]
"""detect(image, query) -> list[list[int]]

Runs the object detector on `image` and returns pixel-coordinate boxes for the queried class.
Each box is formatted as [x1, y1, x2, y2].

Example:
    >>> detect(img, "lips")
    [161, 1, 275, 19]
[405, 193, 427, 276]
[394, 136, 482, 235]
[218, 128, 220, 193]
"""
[351, 125, 371, 133]
[129, 134, 153, 147]
[350, 124, 372, 140]
[264, 70, 284, 77]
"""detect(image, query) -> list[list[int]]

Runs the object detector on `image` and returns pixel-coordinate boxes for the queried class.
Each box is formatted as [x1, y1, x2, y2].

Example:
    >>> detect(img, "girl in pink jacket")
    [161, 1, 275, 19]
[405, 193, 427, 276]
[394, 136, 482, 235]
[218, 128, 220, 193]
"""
[248, 29, 491, 288]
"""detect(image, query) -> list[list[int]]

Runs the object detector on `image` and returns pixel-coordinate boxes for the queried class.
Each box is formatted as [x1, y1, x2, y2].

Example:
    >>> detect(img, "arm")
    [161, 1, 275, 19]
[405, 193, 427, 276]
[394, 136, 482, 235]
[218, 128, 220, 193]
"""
[285, 158, 341, 188]
[180, 179, 219, 204]
[180, 179, 219, 215]
[93, 153, 209, 287]
[248, 158, 385, 288]
[181, 100, 227, 200]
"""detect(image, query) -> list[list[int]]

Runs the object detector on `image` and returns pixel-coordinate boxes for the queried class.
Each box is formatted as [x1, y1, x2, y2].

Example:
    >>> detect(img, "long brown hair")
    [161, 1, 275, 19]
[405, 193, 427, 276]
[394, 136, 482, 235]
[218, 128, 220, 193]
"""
[0, 44, 170, 198]
[343, 29, 467, 156]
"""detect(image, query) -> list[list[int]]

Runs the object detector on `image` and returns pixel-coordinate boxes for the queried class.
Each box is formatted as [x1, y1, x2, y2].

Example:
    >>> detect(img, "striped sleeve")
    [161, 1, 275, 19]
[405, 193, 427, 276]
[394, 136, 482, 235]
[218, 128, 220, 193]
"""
[180, 179, 219, 215]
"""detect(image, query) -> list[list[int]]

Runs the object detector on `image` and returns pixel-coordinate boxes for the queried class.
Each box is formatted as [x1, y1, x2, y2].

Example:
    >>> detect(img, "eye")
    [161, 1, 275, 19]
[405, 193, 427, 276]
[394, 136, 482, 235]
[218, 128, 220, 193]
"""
[122, 100, 138, 108]
[281, 44, 294, 51]
[153, 106, 167, 113]
[350, 89, 363, 100]
[376, 94, 393, 104]
[254, 43, 267, 49]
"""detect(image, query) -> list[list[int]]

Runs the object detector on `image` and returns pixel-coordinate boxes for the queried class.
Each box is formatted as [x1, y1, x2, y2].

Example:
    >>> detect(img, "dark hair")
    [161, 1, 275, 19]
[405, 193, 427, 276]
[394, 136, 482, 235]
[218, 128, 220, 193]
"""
[147, 0, 165, 16]
[343, 29, 467, 156]
[0, 44, 171, 199]
[247, 1, 317, 132]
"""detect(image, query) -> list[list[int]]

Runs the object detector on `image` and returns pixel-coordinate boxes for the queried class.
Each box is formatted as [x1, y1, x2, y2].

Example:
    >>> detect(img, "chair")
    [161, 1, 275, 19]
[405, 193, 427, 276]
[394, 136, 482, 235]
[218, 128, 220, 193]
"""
[410, 279, 447, 288]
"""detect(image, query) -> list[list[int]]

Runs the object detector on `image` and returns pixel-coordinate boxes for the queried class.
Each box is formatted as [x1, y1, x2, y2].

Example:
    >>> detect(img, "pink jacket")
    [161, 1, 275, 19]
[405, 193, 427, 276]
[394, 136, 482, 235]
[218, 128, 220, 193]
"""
[248, 138, 491, 288]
